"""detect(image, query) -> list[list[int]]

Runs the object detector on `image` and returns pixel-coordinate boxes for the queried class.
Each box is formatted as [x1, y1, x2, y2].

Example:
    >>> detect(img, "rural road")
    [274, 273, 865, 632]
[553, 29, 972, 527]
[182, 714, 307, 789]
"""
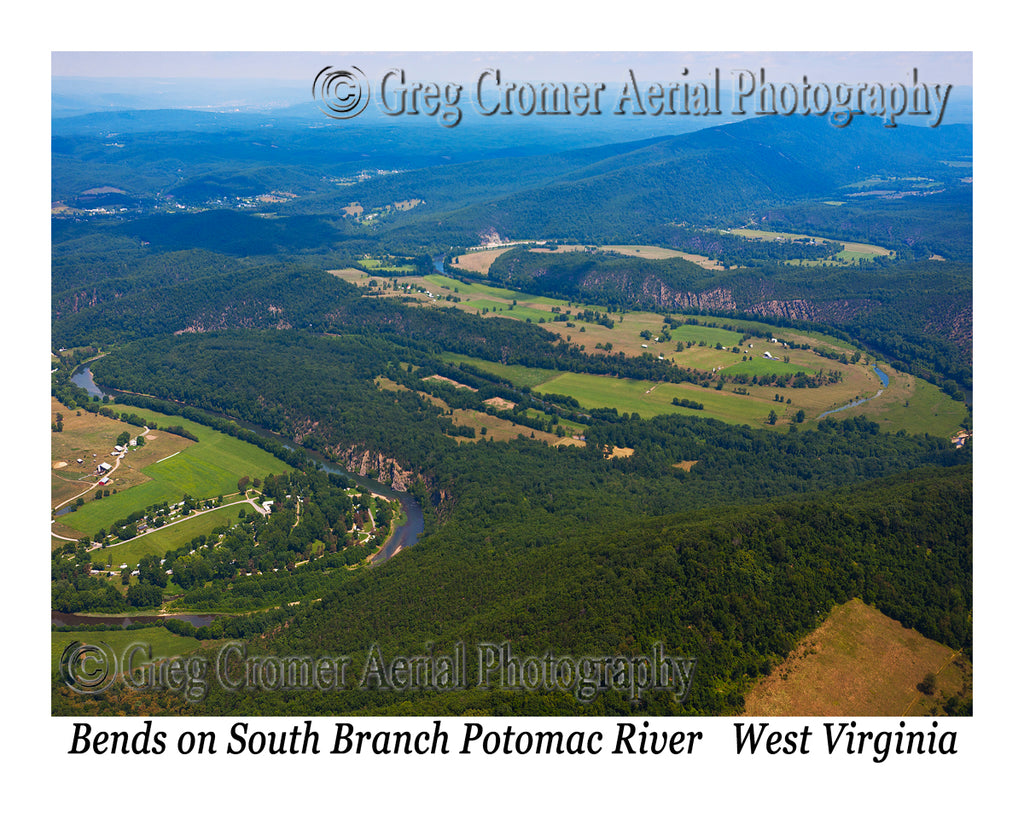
[79, 495, 268, 552]
[53, 425, 150, 515]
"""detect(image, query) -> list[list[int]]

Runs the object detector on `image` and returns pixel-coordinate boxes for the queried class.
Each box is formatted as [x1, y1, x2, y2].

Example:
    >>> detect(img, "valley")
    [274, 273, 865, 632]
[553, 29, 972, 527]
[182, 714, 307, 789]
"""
[51, 91, 972, 719]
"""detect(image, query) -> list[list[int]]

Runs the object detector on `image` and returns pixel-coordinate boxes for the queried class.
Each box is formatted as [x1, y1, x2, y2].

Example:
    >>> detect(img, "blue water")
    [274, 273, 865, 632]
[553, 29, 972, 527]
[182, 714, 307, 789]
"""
[817, 365, 889, 419]
[70, 365, 107, 399]
[68, 366, 425, 560]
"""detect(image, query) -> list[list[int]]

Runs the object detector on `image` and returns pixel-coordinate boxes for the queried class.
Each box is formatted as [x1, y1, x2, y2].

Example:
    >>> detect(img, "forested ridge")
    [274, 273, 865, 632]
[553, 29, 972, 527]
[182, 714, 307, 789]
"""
[54, 463, 970, 716]
[487, 247, 971, 393]
[52, 111, 972, 717]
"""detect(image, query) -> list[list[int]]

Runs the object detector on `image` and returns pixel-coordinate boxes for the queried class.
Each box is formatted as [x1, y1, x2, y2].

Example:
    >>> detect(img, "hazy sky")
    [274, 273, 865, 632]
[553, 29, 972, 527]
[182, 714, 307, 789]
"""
[53, 51, 971, 85]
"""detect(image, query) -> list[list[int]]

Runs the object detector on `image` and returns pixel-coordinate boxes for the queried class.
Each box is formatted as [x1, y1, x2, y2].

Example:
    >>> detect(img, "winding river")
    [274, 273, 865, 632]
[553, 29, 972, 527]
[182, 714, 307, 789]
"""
[56, 365, 426, 626]
[816, 365, 890, 419]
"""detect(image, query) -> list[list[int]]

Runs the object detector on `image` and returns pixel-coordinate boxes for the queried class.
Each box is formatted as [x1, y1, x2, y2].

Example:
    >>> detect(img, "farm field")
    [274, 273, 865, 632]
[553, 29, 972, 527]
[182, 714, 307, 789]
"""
[443, 337, 885, 422]
[89, 503, 249, 570]
[328, 267, 374, 285]
[356, 256, 416, 273]
[539, 371, 787, 426]
[375, 376, 584, 447]
[51, 627, 202, 674]
[449, 406, 584, 447]
[331, 266, 874, 380]
[50, 397, 181, 507]
[53, 404, 288, 540]
[742, 598, 971, 716]
[725, 227, 891, 264]
[823, 366, 966, 438]
[383, 272, 616, 326]
[404, 273, 877, 378]
[448, 247, 511, 274]
[440, 348, 961, 436]
[440, 353, 560, 389]
[446, 243, 724, 274]
[526, 243, 726, 269]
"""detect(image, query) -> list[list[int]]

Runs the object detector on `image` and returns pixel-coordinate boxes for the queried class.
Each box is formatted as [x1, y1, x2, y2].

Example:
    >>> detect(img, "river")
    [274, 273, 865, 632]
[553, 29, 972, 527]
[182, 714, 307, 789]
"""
[816, 365, 890, 419]
[57, 365, 427, 624]
[70, 364, 423, 559]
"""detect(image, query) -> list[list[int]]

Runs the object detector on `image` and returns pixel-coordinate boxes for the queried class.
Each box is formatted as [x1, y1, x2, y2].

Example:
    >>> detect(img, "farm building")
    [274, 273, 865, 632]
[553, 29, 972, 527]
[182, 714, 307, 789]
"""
[763, 351, 772, 359]
[97, 462, 112, 473]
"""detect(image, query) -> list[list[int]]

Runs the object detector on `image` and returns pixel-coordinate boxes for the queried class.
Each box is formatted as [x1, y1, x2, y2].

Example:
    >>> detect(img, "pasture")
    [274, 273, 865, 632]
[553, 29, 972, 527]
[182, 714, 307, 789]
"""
[55, 404, 288, 539]
[827, 366, 966, 437]
[89, 503, 247, 569]
[440, 354, 560, 390]
[742, 598, 971, 716]
[51, 397, 182, 507]
[527, 243, 725, 270]
[720, 358, 811, 378]
[539, 372, 784, 426]
[51, 627, 202, 674]
[350, 270, 963, 438]
[726, 227, 891, 264]
[449, 247, 512, 275]
[375, 376, 583, 447]
[356, 257, 416, 274]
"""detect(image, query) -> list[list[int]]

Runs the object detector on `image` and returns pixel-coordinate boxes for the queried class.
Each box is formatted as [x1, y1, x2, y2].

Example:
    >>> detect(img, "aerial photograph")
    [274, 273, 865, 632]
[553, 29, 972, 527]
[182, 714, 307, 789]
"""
[49, 50, 974, 727]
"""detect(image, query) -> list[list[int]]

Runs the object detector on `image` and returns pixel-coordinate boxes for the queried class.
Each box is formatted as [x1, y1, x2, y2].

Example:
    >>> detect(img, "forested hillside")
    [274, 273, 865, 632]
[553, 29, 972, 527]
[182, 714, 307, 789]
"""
[52, 108, 972, 717]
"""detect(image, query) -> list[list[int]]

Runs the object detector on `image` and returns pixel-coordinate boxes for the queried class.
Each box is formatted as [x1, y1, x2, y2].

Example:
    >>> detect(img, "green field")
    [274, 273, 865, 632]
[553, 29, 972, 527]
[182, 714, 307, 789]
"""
[422, 274, 609, 313]
[727, 227, 891, 265]
[669, 324, 744, 348]
[423, 274, 524, 300]
[541, 372, 782, 426]
[439, 337, 963, 437]
[90, 503, 249, 569]
[51, 626, 203, 674]
[481, 303, 555, 323]
[57, 405, 288, 538]
[440, 353, 561, 390]
[720, 358, 811, 378]
[357, 258, 416, 273]
[827, 368, 967, 437]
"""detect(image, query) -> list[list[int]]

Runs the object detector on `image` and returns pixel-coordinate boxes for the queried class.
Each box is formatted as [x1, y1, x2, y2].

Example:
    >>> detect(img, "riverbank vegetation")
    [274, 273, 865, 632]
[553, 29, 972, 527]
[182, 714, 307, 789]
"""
[52, 110, 971, 716]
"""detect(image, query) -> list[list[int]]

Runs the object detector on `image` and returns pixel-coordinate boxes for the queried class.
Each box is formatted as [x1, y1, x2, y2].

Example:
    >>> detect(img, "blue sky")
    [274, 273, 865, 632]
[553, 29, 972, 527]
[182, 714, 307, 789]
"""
[52, 51, 972, 120]
[53, 51, 971, 84]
